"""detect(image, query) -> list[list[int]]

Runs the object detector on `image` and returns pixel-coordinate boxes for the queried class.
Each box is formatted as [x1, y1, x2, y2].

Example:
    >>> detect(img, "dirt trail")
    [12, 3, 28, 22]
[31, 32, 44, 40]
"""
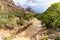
[13, 18, 43, 40]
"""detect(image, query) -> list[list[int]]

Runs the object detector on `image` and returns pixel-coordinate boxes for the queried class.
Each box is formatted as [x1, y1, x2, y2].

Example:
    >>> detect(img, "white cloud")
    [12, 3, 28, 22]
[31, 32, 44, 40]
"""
[13, 0, 60, 13]
[13, 0, 27, 6]
[13, 0, 60, 7]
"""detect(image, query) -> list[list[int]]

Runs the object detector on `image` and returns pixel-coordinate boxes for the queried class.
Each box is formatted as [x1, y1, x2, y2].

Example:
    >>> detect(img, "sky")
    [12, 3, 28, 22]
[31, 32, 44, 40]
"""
[13, 0, 60, 13]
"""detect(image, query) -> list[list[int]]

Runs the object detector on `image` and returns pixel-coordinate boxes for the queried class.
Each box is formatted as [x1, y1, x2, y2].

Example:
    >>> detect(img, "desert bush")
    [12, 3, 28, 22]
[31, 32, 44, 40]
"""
[0, 12, 17, 29]
[0, 10, 34, 29]
[42, 36, 48, 40]
[17, 18, 25, 25]
[23, 12, 34, 20]
[6, 18, 17, 29]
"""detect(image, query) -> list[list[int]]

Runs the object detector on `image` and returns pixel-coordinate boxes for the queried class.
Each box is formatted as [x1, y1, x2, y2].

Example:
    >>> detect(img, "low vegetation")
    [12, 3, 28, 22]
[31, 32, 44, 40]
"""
[35, 2, 60, 28]
[0, 11, 34, 29]
[23, 13, 34, 20]
[54, 36, 60, 40]
[0, 12, 17, 29]
[42, 36, 48, 40]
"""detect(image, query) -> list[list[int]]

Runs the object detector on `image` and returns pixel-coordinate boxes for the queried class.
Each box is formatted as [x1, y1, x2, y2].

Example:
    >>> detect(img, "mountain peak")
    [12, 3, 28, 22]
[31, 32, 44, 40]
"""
[25, 7, 34, 13]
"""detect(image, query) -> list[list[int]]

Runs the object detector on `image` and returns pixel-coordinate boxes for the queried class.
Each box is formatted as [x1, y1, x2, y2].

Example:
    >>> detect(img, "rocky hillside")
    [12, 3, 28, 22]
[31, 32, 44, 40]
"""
[0, 0, 34, 29]
[0, 0, 25, 14]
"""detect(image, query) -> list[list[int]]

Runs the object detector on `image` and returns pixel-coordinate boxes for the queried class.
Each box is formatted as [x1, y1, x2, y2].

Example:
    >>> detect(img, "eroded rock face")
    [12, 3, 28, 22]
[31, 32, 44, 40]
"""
[0, 0, 25, 14]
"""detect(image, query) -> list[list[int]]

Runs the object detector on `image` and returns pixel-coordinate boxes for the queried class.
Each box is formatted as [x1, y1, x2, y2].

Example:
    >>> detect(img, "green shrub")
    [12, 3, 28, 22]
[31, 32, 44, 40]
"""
[34, 13, 45, 20]
[23, 13, 34, 20]
[0, 12, 17, 29]
[42, 36, 48, 40]
[17, 18, 25, 25]
[54, 37, 60, 40]
[35, 2, 60, 28]
[0, 11, 34, 29]
[6, 18, 17, 29]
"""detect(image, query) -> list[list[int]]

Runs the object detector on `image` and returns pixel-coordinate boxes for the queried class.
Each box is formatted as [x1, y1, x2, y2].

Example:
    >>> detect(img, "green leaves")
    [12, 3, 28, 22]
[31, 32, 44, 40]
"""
[35, 2, 60, 28]
[0, 11, 34, 29]
[42, 36, 48, 40]
[55, 36, 60, 40]
[0, 12, 17, 29]
[6, 18, 17, 28]
[23, 13, 34, 20]
[17, 18, 25, 25]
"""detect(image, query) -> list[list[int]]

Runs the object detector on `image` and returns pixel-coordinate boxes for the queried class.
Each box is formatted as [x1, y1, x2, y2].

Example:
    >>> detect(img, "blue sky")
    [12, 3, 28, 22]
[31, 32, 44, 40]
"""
[13, 0, 60, 13]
